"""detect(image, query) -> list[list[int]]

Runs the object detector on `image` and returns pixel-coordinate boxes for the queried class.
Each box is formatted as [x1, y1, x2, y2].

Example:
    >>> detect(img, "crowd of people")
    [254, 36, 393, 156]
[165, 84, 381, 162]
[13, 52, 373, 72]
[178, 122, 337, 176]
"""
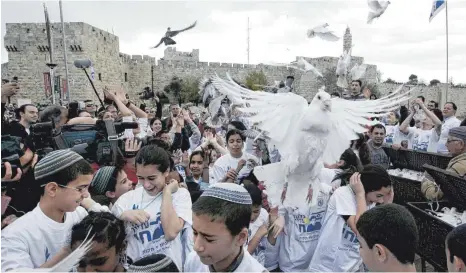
[1, 78, 465, 272]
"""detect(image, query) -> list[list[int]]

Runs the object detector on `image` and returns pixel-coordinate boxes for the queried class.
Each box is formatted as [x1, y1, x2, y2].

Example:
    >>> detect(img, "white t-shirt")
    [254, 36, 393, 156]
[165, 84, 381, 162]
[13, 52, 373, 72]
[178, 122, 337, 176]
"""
[111, 187, 192, 270]
[184, 249, 267, 272]
[384, 125, 400, 144]
[245, 208, 269, 265]
[210, 153, 260, 184]
[277, 183, 332, 272]
[181, 225, 194, 267]
[308, 186, 375, 272]
[438, 116, 462, 153]
[406, 127, 439, 153]
[1, 205, 88, 271]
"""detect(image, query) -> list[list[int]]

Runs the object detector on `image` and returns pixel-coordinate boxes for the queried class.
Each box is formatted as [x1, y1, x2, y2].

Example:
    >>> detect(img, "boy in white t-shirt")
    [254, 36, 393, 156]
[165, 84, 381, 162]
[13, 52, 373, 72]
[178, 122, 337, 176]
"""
[357, 204, 418, 272]
[111, 145, 192, 271]
[243, 183, 269, 266]
[308, 165, 394, 272]
[184, 183, 267, 272]
[1, 150, 94, 271]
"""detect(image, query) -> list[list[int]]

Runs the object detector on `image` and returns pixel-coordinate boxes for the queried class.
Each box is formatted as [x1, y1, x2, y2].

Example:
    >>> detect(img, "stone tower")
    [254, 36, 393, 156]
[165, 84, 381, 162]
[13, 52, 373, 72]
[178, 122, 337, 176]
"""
[343, 26, 352, 52]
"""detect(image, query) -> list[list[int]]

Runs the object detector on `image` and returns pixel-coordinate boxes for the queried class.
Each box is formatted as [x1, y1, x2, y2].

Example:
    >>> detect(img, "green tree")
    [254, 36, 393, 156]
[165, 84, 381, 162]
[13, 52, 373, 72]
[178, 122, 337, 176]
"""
[429, 79, 440, 86]
[317, 68, 342, 94]
[180, 77, 201, 104]
[384, 78, 396, 84]
[245, 71, 268, 91]
[408, 74, 418, 84]
[163, 76, 183, 104]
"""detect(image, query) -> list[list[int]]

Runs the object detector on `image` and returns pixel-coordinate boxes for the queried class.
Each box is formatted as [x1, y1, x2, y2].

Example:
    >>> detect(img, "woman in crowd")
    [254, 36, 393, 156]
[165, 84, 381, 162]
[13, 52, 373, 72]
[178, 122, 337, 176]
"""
[210, 129, 259, 185]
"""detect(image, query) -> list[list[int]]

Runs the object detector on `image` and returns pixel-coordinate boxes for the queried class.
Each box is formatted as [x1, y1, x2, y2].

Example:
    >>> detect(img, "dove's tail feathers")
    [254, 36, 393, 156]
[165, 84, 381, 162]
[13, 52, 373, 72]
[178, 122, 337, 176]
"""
[337, 76, 348, 89]
[50, 229, 94, 272]
[367, 12, 377, 24]
[306, 29, 314, 38]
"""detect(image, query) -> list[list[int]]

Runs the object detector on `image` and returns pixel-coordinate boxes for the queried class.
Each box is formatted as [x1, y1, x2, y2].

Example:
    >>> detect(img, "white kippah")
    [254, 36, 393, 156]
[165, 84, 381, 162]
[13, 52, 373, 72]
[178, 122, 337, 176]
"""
[201, 183, 252, 205]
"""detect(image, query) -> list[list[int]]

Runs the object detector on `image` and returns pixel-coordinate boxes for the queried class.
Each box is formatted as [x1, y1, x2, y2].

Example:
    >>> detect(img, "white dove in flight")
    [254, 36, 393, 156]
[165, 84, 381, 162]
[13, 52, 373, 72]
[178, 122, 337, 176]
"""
[211, 74, 411, 208]
[336, 50, 352, 88]
[350, 63, 368, 80]
[289, 57, 323, 78]
[367, 0, 391, 24]
[307, 23, 340, 42]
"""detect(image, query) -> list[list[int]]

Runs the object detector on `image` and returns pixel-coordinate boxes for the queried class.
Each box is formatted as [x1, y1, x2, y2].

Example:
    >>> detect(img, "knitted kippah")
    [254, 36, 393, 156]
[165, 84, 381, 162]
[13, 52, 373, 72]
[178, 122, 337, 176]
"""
[34, 149, 84, 181]
[449, 126, 466, 142]
[201, 183, 252, 205]
[128, 254, 179, 272]
[90, 166, 116, 195]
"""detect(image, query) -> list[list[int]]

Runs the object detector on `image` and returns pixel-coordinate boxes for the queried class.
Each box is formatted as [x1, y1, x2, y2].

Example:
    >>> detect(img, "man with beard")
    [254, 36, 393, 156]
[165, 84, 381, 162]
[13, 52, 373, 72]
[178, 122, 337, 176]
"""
[9, 104, 38, 139]
[367, 124, 389, 169]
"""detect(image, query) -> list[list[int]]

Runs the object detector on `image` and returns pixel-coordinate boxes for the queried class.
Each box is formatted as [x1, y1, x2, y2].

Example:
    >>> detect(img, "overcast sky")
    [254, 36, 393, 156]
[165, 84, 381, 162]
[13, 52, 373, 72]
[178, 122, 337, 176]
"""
[1, 0, 465, 83]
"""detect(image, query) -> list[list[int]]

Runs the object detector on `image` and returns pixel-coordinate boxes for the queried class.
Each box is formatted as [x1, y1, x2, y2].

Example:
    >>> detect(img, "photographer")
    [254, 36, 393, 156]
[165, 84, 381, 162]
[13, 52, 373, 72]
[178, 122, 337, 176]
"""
[1, 81, 20, 133]
[9, 104, 38, 139]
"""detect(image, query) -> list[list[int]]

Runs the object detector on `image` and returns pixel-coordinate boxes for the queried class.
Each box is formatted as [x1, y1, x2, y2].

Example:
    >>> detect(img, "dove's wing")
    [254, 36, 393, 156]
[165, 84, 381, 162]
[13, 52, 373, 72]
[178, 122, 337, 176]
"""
[298, 58, 323, 77]
[368, 0, 382, 11]
[351, 64, 368, 80]
[322, 85, 411, 164]
[168, 21, 197, 37]
[208, 94, 227, 118]
[316, 31, 340, 41]
[211, 73, 308, 153]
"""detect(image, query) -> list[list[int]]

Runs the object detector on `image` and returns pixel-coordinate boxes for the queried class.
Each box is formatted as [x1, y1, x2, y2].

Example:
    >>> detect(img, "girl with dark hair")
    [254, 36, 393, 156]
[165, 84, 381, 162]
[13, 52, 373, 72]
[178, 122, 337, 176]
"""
[210, 129, 260, 184]
[70, 212, 127, 272]
[111, 145, 192, 271]
[309, 164, 394, 272]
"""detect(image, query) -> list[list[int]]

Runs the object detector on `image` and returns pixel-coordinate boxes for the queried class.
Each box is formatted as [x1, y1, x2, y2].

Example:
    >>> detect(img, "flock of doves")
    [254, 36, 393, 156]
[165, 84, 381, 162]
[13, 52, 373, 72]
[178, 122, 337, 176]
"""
[148, 0, 391, 129]
[150, 0, 390, 90]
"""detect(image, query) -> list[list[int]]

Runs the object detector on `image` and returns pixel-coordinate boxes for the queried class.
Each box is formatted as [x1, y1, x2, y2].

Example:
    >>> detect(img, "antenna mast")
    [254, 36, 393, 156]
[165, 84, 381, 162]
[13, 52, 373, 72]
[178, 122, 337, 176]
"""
[247, 17, 250, 64]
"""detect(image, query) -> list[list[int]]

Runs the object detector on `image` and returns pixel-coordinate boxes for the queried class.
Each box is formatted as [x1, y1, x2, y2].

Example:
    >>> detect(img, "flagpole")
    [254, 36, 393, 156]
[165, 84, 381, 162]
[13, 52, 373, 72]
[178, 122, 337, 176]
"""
[445, 0, 449, 102]
[59, 0, 71, 103]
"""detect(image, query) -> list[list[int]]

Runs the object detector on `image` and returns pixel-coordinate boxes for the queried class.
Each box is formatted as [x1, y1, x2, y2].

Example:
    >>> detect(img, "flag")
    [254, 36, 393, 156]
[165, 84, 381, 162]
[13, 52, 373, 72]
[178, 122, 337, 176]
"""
[429, 0, 446, 22]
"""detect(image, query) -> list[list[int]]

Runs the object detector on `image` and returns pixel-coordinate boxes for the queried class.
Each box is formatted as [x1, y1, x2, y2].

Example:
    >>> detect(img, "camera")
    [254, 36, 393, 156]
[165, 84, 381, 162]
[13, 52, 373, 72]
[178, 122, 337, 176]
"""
[138, 87, 155, 100]
[1, 155, 20, 179]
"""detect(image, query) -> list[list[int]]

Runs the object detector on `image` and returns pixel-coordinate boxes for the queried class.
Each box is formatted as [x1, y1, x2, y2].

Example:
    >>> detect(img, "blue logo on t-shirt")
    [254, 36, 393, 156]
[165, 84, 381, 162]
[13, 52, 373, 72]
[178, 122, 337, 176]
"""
[132, 212, 165, 244]
[342, 223, 359, 244]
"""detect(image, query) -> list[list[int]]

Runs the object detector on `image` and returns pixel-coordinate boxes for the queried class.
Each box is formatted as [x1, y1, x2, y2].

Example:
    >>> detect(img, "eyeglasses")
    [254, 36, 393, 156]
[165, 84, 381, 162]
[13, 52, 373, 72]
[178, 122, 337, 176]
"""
[40, 183, 89, 193]
[447, 139, 463, 144]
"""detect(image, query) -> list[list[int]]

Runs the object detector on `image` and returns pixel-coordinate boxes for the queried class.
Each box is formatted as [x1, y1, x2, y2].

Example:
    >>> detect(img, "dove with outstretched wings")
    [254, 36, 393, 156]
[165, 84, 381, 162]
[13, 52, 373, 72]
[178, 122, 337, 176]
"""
[211, 74, 411, 208]
[307, 23, 340, 42]
[367, 0, 390, 24]
[150, 21, 197, 49]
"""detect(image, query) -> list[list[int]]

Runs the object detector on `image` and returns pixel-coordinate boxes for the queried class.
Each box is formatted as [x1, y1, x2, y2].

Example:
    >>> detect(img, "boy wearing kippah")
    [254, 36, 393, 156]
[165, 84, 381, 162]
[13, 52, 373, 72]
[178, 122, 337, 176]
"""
[1, 150, 95, 271]
[184, 183, 267, 272]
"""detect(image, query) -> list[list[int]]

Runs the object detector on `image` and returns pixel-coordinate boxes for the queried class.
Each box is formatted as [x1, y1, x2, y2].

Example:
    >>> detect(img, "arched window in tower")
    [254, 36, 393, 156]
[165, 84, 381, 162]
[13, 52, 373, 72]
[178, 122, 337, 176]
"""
[124, 73, 128, 82]
[98, 73, 102, 81]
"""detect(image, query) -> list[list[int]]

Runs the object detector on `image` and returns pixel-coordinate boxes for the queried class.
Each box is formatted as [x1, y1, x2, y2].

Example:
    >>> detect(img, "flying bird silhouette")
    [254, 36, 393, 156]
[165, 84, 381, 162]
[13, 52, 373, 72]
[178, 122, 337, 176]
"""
[367, 0, 390, 24]
[150, 21, 197, 49]
[307, 23, 340, 42]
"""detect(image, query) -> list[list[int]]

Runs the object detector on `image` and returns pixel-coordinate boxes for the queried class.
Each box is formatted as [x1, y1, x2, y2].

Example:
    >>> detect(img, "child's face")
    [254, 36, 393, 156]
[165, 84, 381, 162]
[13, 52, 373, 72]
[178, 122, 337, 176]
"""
[192, 213, 248, 267]
[136, 164, 168, 196]
[366, 186, 392, 204]
[250, 205, 261, 223]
